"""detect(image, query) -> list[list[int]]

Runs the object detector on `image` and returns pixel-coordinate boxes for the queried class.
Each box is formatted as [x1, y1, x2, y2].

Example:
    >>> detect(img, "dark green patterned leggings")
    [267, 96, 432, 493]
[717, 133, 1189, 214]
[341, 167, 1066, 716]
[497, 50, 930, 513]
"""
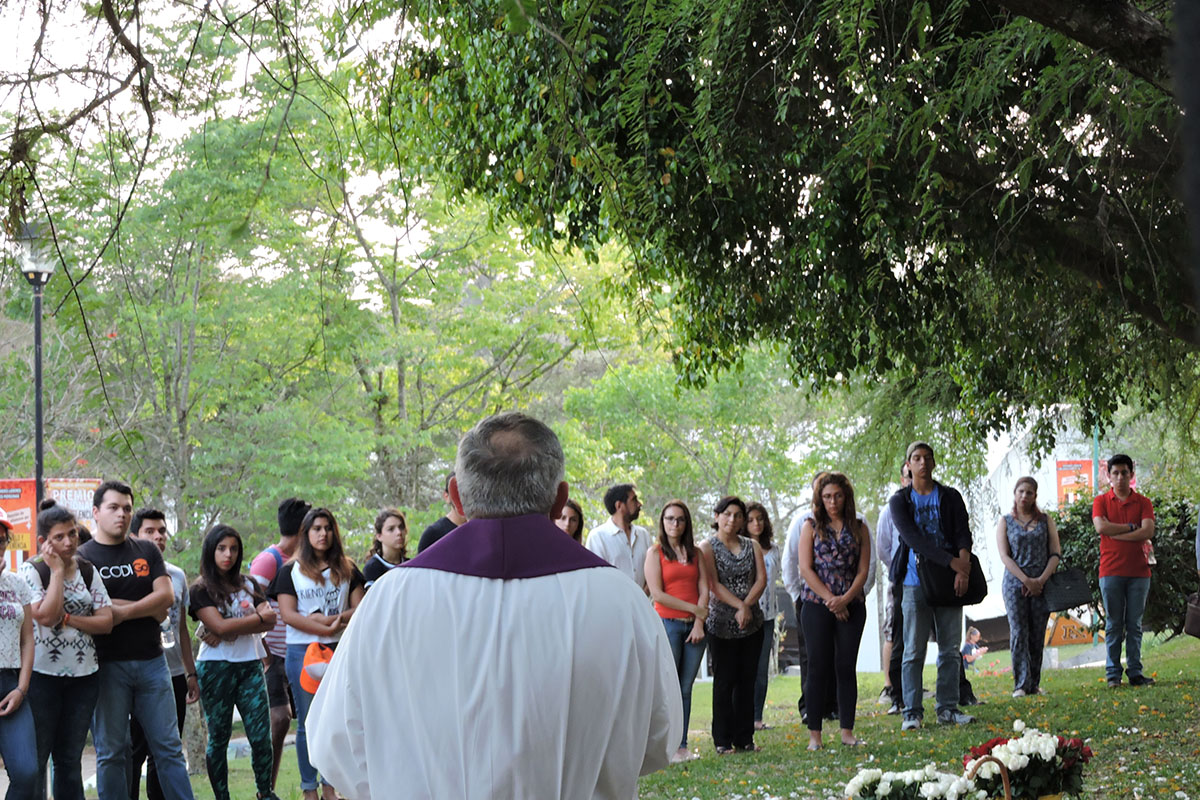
[196, 659, 273, 800]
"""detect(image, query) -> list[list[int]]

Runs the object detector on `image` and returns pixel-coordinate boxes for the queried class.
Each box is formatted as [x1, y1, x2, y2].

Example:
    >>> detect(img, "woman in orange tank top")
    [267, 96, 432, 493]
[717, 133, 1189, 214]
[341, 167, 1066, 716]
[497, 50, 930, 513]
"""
[644, 500, 708, 763]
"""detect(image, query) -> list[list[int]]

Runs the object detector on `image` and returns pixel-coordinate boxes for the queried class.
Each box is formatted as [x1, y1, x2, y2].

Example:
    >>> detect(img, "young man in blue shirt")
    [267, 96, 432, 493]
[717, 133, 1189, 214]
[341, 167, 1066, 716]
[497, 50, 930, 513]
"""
[888, 442, 977, 729]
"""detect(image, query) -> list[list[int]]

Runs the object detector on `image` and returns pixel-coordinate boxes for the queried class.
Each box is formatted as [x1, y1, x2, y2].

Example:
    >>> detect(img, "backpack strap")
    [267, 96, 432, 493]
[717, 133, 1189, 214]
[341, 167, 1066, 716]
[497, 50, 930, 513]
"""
[30, 556, 95, 589]
[76, 557, 95, 587]
[30, 558, 51, 589]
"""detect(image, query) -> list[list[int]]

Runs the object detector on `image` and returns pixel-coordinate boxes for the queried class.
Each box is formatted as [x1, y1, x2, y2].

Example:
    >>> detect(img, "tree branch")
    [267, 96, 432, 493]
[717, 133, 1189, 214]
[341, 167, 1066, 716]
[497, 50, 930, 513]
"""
[992, 0, 1172, 91]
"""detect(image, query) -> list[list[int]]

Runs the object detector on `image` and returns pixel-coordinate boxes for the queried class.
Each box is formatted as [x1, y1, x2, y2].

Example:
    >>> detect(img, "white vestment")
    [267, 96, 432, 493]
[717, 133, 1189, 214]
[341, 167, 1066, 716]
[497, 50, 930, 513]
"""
[307, 515, 683, 800]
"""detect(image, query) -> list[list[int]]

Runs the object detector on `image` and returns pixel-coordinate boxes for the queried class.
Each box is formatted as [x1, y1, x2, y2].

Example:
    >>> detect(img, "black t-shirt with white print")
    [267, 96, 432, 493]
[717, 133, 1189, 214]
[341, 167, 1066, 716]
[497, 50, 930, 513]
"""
[78, 537, 168, 662]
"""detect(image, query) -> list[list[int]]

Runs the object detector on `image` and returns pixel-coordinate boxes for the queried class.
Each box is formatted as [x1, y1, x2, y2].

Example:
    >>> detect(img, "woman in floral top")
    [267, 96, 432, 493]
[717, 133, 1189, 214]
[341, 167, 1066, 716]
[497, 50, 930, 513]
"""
[20, 499, 113, 800]
[798, 472, 871, 750]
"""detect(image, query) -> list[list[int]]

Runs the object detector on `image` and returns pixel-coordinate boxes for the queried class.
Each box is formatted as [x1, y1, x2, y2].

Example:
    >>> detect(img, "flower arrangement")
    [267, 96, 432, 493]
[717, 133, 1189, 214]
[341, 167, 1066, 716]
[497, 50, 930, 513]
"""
[963, 720, 1095, 799]
[844, 764, 985, 800]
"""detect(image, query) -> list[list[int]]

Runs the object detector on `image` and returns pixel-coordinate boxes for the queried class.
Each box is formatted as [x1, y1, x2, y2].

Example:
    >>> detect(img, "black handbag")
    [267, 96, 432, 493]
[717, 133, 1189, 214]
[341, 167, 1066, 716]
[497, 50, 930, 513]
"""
[1043, 566, 1092, 612]
[917, 553, 988, 607]
[1185, 593, 1200, 639]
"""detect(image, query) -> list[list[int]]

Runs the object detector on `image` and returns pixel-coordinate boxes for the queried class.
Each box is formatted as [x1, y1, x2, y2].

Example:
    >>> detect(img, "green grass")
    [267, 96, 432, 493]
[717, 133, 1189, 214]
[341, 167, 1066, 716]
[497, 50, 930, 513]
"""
[636, 635, 1200, 799]
[133, 636, 1200, 799]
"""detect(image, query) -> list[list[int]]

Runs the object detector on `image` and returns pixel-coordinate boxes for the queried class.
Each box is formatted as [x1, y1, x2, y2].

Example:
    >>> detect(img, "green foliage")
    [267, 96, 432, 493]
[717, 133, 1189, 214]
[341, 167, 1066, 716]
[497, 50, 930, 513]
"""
[1055, 492, 1197, 637]
[360, 0, 1193, 453]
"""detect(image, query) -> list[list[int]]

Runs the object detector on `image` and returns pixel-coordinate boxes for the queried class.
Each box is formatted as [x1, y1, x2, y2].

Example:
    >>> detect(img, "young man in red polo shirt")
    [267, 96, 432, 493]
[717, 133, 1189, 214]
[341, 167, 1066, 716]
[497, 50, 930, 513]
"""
[1092, 454, 1156, 689]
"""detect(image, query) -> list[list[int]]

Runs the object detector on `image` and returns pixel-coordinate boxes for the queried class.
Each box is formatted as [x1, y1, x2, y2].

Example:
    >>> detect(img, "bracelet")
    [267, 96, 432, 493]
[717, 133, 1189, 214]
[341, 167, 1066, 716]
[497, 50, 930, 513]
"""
[1048, 553, 1061, 559]
[186, 672, 197, 679]
[255, 611, 264, 623]
[1129, 522, 1137, 532]
[16, 686, 25, 698]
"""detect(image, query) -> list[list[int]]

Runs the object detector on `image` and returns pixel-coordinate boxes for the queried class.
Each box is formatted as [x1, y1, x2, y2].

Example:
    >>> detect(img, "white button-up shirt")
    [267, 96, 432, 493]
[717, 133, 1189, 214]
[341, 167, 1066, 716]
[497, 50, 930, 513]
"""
[586, 520, 651, 590]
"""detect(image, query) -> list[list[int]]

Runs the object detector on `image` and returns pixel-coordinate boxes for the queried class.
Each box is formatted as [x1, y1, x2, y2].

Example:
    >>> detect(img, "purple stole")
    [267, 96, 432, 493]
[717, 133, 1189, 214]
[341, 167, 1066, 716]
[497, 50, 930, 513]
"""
[402, 514, 611, 579]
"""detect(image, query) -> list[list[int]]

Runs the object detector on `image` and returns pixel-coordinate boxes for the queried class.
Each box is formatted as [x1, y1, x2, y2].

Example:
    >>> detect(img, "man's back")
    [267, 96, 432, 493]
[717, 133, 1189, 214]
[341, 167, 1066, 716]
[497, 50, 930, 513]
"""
[308, 518, 682, 799]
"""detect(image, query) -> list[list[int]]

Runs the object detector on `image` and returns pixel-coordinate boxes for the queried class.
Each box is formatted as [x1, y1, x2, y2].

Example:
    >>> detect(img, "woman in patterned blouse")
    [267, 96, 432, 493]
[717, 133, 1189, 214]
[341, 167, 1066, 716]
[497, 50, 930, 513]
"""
[798, 473, 871, 750]
[698, 496, 766, 754]
[19, 500, 113, 799]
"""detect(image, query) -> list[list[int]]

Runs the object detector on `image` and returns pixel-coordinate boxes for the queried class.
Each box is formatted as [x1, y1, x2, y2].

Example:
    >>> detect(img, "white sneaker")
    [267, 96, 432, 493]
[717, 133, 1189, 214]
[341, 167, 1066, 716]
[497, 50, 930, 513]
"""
[1012, 689, 1027, 698]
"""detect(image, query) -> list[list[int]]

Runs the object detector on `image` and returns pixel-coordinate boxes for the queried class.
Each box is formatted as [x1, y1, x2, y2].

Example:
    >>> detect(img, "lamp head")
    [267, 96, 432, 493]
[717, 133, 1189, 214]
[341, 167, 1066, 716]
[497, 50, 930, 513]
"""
[13, 221, 56, 288]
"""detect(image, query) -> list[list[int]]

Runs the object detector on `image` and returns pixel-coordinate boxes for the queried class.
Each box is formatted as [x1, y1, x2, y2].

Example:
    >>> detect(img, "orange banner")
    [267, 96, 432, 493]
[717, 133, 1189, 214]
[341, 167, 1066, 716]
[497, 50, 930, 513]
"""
[1056, 460, 1091, 506]
[0, 479, 37, 556]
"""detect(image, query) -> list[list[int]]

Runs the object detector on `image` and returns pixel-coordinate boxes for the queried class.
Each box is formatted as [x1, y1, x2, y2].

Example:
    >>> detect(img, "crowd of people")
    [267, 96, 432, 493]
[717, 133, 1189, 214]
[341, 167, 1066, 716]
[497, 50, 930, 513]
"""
[566, 443, 1163, 756]
[0, 417, 1174, 799]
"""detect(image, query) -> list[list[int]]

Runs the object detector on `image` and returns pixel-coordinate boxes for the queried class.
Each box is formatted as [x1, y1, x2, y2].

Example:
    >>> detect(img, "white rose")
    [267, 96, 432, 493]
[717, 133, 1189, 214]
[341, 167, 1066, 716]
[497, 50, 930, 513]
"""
[878, 782, 892, 797]
[1013, 719, 1026, 733]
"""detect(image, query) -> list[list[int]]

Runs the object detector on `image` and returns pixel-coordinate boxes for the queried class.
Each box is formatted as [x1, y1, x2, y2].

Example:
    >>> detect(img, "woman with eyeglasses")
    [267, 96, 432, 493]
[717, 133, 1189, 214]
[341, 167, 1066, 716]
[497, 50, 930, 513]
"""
[644, 500, 707, 763]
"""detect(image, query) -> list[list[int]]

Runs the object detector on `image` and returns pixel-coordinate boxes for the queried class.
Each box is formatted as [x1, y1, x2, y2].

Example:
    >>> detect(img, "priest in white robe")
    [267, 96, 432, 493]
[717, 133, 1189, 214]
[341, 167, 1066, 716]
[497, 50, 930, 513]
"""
[307, 411, 683, 800]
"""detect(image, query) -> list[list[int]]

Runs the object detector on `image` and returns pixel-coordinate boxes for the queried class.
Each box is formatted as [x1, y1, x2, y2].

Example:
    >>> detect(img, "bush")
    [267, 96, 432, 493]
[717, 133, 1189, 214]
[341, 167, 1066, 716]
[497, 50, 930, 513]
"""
[1054, 492, 1197, 637]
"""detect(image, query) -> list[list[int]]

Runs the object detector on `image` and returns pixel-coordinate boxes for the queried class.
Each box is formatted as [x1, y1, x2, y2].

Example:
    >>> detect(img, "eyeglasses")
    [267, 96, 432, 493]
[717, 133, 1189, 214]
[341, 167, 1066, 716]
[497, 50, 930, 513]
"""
[663, 516, 685, 524]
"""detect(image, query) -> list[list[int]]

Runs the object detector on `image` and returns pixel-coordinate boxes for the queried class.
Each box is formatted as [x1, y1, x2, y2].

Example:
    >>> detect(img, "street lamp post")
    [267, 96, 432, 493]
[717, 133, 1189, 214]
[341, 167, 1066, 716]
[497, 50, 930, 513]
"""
[13, 222, 56, 510]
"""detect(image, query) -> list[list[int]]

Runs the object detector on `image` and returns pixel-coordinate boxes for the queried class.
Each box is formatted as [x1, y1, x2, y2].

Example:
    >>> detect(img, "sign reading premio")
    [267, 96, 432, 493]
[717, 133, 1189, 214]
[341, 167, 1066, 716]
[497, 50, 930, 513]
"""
[47, 478, 103, 532]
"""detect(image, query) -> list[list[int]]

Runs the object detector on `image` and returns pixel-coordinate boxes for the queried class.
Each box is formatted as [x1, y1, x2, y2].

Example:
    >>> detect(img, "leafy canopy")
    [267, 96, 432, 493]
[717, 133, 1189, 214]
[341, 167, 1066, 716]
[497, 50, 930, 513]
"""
[356, 0, 1193, 452]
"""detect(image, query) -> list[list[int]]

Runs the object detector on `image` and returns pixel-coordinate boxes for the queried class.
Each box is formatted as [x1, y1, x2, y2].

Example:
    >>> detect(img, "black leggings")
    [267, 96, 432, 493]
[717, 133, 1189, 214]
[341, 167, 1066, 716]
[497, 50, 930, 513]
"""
[801, 600, 866, 731]
[709, 627, 765, 749]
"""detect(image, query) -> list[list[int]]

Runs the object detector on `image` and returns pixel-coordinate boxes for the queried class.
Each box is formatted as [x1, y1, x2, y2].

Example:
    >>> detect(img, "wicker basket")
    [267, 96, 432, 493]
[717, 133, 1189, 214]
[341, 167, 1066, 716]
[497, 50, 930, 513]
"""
[966, 755, 1012, 800]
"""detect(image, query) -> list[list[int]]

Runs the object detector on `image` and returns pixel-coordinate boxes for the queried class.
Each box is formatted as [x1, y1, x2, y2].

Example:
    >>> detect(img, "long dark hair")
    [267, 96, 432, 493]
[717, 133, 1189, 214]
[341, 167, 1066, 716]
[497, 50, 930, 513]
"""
[657, 500, 696, 563]
[369, 508, 408, 561]
[1012, 477, 1047, 522]
[296, 508, 353, 585]
[811, 473, 863, 546]
[196, 524, 261, 610]
[562, 499, 585, 543]
[746, 502, 775, 551]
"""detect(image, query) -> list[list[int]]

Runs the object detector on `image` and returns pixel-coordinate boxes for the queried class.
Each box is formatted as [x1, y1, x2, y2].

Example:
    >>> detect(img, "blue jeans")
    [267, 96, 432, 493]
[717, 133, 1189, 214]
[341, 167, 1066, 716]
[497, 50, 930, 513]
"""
[93, 657, 194, 800]
[1100, 576, 1151, 681]
[661, 618, 706, 748]
[753, 619, 775, 722]
[28, 671, 100, 800]
[901, 585, 962, 719]
[0, 668, 38, 800]
[286, 643, 329, 790]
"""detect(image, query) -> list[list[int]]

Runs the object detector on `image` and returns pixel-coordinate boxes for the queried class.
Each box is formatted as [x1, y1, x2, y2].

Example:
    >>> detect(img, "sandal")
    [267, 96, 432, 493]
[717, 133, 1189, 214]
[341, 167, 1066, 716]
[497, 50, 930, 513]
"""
[841, 738, 866, 747]
[735, 743, 762, 753]
[716, 746, 735, 755]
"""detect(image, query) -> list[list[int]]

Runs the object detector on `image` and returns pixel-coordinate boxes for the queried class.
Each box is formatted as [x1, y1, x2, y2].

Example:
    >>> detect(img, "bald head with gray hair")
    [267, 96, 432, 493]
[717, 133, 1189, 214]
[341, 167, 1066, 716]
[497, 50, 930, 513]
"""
[453, 412, 566, 518]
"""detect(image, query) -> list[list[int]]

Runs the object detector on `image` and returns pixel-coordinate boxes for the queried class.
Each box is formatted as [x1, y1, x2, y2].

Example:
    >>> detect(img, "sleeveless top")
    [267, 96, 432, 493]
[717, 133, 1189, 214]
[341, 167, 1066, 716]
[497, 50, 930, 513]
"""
[1003, 514, 1050, 589]
[655, 550, 701, 620]
[705, 535, 764, 639]
[800, 523, 863, 606]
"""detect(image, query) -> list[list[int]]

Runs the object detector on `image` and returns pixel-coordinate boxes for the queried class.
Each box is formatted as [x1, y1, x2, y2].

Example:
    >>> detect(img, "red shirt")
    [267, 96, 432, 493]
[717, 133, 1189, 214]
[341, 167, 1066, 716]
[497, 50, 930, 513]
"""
[654, 551, 701, 619]
[1092, 490, 1154, 578]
